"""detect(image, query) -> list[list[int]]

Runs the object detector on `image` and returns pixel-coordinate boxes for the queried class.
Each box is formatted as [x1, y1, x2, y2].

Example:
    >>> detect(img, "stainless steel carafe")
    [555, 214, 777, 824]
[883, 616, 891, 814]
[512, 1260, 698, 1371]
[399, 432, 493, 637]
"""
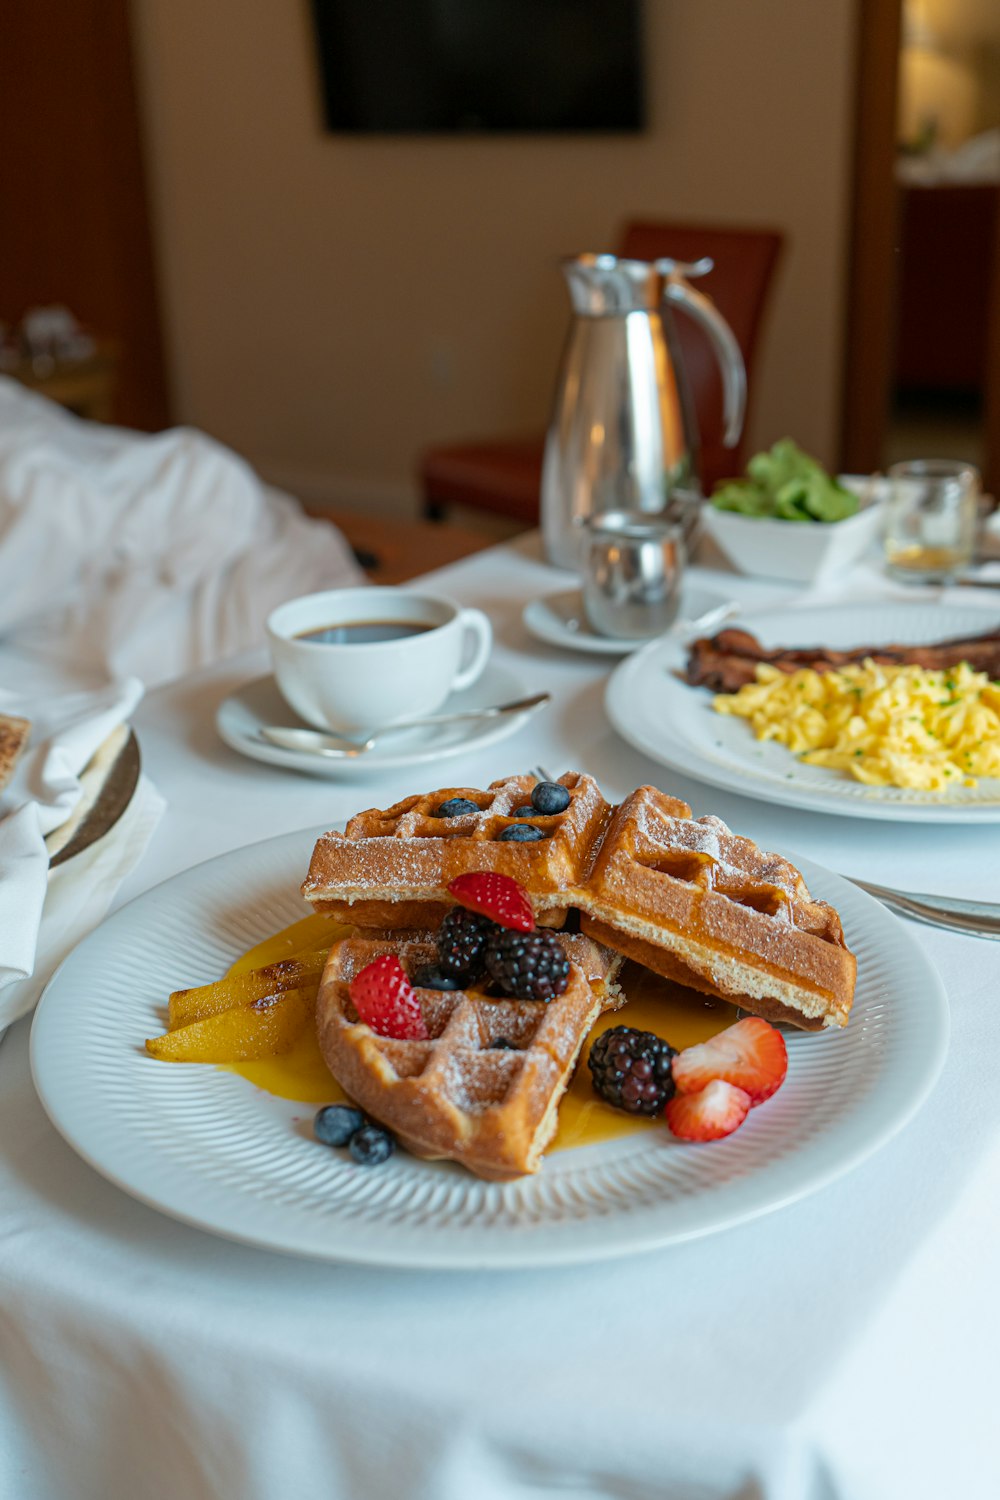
[540, 253, 746, 570]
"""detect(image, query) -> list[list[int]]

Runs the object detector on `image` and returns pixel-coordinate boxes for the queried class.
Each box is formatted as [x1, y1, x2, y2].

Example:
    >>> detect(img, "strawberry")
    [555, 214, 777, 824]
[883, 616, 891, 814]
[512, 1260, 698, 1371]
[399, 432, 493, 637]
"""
[665, 1079, 751, 1142]
[349, 955, 428, 1040]
[446, 872, 534, 932]
[671, 1017, 787, 1106]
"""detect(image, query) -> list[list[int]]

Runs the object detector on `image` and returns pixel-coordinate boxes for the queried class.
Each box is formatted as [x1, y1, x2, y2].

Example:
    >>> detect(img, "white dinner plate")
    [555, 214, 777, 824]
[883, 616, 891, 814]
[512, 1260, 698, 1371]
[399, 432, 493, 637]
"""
[31, 827, 947, 1269]
[522, 584, 725, 657]
[606, 601, 1000, 823]
[216, 662, 544, 777]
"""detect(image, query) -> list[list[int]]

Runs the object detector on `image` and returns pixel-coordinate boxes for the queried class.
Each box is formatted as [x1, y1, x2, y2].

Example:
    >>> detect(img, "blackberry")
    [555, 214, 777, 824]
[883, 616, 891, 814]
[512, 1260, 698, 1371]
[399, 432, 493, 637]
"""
[348, 1124, 396, 1166]
[314, 1103, 365, 1147]
[434, 797, 479, 818]
[435, 907, 494, 982]
[588, 1027, 677, 1115]
[411, 964, 462, 991]
[497, 824, 546, 842]
[484, 927, 570, 1001]
[531, 781, 570, 815]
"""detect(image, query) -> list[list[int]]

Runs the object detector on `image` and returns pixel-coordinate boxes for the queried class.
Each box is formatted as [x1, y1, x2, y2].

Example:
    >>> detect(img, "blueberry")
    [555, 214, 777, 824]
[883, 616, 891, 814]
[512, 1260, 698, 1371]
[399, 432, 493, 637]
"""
[412, 963, 462, 991]
[314, 1104, 365, 1147]
[512, 805, 536, 818]
[498, 824, 546, 842]
[491, 1037, 518, 1050]
[349, 1124, 396, 1166]
[531, 781, 570, 815]
[433, 797, 479, 818]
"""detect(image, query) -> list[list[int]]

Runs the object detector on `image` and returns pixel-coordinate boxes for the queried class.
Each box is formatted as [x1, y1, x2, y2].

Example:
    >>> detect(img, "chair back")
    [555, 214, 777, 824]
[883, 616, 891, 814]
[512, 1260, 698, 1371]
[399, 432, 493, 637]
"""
[618, 220, 783, 486]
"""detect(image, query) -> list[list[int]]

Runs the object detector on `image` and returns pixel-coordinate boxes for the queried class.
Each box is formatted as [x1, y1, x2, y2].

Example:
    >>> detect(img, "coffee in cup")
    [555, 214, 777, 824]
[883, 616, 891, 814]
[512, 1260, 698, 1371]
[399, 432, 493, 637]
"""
[266, 587, 493, 733]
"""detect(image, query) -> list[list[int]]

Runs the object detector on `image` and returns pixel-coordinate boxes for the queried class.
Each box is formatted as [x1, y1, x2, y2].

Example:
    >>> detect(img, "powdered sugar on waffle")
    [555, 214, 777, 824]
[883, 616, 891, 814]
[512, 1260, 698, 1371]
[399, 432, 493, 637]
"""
[302, 772, 612, 915]
[639, 801, 801, 915]
[317, 931, 624, 1174]
[371, 779, 530, 839]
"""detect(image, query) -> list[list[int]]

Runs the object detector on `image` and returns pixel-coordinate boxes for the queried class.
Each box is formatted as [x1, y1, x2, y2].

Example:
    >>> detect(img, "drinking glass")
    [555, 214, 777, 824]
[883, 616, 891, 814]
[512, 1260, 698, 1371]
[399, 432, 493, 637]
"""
[883, 459, 980, 583]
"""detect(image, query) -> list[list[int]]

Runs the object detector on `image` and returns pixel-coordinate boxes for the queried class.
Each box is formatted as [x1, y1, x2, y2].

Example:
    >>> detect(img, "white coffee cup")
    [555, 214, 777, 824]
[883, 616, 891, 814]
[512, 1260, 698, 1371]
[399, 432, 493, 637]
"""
[266, 587, 493, 733]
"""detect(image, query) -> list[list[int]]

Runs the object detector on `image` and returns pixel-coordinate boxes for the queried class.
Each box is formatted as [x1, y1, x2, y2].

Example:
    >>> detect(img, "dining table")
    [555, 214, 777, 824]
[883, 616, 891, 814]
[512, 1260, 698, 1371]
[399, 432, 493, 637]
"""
[2, 530, 999, 1500]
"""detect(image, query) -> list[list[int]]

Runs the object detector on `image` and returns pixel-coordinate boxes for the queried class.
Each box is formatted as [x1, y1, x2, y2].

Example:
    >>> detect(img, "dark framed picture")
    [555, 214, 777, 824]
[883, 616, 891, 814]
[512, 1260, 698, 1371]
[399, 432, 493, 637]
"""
[311, 0, 646, 135]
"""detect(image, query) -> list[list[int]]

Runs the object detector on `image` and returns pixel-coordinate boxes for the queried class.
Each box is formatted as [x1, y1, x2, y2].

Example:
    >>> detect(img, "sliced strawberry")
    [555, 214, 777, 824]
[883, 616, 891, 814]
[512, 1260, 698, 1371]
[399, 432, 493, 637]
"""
[665, 1079, 751, 1141]
[447, 871, 534, 932]
[349, 955, 428, 1040]
[671, 1017, 787, 1106]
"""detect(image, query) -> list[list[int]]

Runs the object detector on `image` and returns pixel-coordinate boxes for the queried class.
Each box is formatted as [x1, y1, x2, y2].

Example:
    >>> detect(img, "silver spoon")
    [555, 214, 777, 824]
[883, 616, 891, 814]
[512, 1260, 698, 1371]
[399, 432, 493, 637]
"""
[258, 691, 551, 758]
[670, 599, 741, 640]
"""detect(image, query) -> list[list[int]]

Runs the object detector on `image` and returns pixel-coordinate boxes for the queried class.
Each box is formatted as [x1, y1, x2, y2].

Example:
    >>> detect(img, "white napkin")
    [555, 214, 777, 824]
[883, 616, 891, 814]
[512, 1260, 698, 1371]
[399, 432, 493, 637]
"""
[0, 677, 162, 1026]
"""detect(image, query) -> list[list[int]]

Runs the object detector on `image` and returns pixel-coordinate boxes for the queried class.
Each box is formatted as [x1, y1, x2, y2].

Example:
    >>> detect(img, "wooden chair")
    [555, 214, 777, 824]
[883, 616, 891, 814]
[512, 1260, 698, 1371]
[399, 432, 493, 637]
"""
[420, 219, 784, 524]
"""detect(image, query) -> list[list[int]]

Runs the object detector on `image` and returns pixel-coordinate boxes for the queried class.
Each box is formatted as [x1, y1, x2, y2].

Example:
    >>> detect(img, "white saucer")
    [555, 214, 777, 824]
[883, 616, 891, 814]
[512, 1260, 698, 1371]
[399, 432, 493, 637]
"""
[522, 585, 725, 656]
[216, 662, 545, 777]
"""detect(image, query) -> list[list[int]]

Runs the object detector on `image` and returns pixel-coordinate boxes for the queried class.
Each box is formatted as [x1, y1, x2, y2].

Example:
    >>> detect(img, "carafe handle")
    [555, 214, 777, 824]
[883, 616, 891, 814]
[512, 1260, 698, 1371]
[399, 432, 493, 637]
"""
[659, 265, 746, 448]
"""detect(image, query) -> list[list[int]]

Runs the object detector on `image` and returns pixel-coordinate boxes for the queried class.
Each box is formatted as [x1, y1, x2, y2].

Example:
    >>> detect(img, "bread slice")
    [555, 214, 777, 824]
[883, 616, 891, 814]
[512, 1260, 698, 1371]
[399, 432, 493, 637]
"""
[0, 714, 30, 791]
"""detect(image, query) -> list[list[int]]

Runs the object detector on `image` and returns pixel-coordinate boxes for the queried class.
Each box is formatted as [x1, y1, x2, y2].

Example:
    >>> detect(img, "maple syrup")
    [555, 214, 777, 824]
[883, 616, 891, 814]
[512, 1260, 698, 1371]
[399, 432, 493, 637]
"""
[224, 918, 738, 1150]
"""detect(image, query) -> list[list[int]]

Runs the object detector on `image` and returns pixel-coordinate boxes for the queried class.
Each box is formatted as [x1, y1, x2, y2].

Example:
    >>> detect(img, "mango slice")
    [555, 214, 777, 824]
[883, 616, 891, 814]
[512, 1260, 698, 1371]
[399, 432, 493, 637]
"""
[168, 949, 329, 1030]
[147, 986, 314, 1063]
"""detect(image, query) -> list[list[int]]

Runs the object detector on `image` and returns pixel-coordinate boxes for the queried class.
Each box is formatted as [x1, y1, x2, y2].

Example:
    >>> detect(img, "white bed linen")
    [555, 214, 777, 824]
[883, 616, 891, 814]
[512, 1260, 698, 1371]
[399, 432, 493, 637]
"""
[0, 378, 362, 686]
[1, 535, 998, 1500]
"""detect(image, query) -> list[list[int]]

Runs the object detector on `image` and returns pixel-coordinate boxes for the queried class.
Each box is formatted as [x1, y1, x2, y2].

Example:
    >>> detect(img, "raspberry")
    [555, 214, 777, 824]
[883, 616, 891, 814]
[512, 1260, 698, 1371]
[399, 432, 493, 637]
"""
[349, 955, 428, 1040]
[435, 907, 494, 982]
[447, 871, 534, 932]
[588, 1026, 677, 1114]
[484, 927, 570, 1001]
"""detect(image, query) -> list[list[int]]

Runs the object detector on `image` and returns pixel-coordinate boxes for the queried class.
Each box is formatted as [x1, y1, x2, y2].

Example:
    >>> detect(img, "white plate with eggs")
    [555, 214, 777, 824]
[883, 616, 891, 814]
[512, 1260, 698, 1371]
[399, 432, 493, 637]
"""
[606, 601, 1000, 822]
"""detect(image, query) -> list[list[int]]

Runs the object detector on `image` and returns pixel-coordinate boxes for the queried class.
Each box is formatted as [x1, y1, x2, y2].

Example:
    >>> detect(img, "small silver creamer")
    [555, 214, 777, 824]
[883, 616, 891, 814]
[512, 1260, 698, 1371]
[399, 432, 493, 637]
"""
[581, 510, 685, 640]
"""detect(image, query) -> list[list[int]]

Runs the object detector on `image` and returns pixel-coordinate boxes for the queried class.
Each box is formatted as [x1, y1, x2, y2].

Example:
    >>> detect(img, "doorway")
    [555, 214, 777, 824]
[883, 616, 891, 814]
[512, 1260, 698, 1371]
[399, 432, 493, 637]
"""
[842, 0, 1000, 497]
[0, 0, 170, 431]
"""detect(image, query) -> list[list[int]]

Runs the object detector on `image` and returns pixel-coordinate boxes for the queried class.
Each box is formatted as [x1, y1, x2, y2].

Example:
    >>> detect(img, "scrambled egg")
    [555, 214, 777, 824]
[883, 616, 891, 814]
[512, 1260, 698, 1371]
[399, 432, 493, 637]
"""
[713, 660, 1000, 791]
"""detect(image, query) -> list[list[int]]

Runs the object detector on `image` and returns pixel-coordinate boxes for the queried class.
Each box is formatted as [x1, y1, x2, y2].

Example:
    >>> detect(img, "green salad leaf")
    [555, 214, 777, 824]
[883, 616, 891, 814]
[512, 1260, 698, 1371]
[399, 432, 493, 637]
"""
[711, 439, 859, 523]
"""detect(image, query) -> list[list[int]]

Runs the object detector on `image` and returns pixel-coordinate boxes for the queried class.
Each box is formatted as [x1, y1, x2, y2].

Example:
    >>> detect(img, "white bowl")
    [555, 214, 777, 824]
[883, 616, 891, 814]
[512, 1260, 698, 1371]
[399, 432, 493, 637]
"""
[700, 476, 884, 585]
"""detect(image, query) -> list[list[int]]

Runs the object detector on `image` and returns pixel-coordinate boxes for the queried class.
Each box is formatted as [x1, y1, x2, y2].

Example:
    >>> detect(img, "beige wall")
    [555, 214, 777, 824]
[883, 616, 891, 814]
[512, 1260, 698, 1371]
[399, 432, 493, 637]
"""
[134, 0, 856, 511]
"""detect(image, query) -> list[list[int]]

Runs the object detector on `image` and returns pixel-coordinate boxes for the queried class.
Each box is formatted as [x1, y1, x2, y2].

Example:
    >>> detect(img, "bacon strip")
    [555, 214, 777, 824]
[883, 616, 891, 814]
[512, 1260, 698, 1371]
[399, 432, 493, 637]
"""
[686, 626, 1000, 693]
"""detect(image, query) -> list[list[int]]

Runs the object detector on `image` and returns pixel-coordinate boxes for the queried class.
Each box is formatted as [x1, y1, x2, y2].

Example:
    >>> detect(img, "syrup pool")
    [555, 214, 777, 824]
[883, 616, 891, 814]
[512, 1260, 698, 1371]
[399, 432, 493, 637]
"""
[223, 918, 738, 1150]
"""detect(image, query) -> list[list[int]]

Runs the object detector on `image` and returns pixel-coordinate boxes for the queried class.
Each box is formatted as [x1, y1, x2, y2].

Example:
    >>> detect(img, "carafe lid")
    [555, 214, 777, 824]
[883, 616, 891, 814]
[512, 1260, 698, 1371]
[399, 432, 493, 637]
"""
[560, 253, 662, 314]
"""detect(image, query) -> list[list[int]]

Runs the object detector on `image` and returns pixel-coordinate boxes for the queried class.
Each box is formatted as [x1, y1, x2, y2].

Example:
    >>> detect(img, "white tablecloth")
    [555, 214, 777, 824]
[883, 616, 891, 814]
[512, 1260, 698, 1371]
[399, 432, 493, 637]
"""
[2, 535, 999, 1500]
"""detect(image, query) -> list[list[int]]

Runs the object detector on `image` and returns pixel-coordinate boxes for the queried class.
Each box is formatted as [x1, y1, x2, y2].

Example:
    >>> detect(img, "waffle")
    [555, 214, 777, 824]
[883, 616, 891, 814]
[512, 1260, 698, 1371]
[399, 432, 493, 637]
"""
[316, 931, 625, 1179]
[302, 772, 611, 929]
[576, 786, 856, 1030]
